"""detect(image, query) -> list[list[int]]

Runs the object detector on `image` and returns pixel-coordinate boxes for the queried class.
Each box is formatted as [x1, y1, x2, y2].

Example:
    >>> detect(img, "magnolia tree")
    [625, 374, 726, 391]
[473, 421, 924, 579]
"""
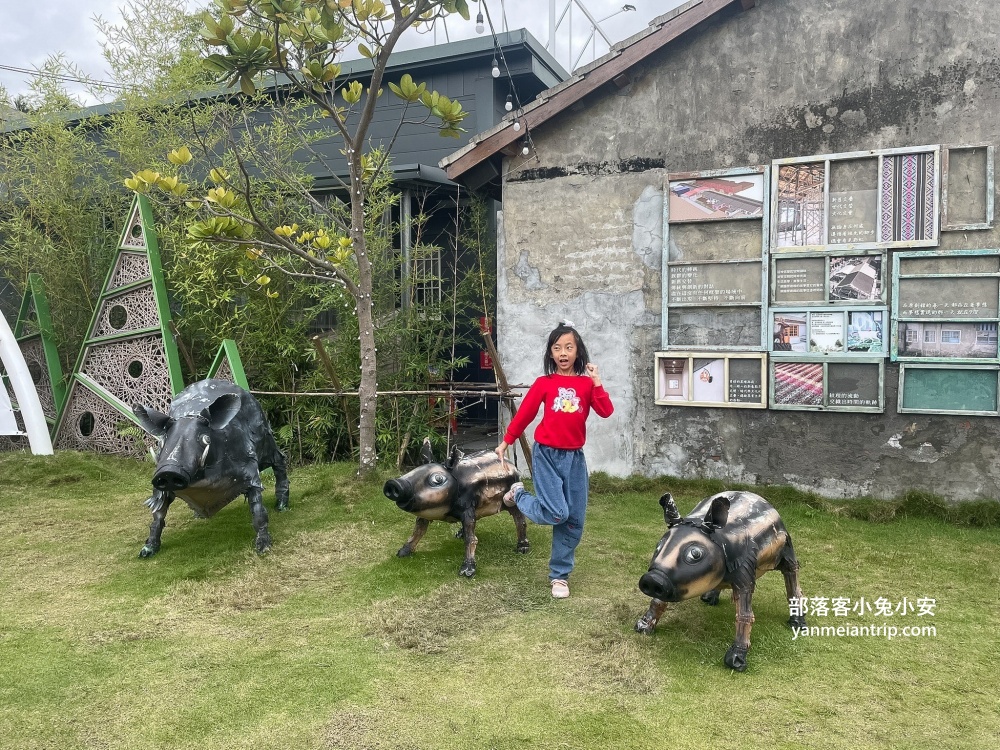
[128, 0, 472, 474]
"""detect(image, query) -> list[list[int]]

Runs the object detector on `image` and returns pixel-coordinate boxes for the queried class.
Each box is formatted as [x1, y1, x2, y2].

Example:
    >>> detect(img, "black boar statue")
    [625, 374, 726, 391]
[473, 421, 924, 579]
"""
[635, 490, 806, 672]
[383, 438, 529, 577]
[132, 379, 290, 557]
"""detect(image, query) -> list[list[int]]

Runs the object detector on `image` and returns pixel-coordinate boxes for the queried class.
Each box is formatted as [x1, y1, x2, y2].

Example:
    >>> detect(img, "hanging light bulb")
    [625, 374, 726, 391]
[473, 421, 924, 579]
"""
[505, 94, 513, 112]
[512, 120, 521, 132]
[521, 142, 530, 156]
[475, 11, 484, 34]
[491, 58, 500, 78]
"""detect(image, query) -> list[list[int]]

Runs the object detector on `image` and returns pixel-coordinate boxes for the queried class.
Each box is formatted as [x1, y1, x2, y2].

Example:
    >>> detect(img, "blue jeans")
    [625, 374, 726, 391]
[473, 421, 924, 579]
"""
[513, 443, 589, 581]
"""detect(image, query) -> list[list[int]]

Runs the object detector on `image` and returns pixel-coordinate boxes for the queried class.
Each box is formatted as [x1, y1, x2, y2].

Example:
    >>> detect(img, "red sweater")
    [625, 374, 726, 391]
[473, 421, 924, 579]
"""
[504, 374, 614, 451]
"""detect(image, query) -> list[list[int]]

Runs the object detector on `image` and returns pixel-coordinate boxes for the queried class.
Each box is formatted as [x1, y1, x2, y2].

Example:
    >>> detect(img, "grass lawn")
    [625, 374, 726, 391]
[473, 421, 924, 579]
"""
[0, 451, 997, 749]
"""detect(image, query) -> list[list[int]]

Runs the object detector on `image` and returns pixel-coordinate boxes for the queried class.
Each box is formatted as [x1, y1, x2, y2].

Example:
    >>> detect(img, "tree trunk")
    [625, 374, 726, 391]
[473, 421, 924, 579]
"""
[352, 157, 378, 475]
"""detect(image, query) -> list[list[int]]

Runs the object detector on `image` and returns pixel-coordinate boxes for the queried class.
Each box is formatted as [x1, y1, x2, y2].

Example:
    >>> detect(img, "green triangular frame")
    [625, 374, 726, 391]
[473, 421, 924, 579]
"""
[206, 339, 250, 390]
[53, 195, 185, 456]
[2, 273, 66, 434]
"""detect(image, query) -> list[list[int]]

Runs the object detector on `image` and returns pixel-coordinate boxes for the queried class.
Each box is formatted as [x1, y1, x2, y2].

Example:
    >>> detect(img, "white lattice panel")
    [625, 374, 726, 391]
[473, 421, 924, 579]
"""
[80, 335, 172, 414]
[19, 336, 55, 420]
[120, 204, 147, 249]
[91, 285, 161, 338]
[54, 383, 154, 457]
[109, 252, 152, 289]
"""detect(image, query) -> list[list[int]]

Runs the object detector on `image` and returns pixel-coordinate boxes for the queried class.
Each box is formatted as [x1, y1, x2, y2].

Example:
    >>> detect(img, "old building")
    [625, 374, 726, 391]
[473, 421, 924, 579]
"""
[443, 0, 1000, 501]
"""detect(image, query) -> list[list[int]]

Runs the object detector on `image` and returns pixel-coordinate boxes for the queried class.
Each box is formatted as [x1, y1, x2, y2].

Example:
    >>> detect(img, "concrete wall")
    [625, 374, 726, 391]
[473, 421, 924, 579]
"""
[496, 0, 1000, 501]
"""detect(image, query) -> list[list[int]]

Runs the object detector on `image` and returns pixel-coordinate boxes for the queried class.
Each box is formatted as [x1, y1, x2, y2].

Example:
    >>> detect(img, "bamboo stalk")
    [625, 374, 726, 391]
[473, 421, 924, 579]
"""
[480, 323, 533, 474]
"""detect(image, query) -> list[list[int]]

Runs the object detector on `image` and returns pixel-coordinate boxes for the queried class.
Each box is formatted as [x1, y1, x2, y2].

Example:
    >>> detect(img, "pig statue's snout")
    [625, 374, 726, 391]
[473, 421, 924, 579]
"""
[639, 569, 675, 601]
[152, 467, 192, 492]
[383, 478, 413, 504]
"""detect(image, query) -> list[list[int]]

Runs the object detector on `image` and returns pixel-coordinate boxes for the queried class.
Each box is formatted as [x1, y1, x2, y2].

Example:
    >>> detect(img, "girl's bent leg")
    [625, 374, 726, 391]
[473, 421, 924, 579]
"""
[514, 444, 570, 526]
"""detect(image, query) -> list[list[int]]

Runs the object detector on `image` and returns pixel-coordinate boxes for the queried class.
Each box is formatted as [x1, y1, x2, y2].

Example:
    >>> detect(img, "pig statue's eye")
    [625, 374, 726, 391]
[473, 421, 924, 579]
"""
[428, 472, 447, 487]
[683, 545, 705, 564]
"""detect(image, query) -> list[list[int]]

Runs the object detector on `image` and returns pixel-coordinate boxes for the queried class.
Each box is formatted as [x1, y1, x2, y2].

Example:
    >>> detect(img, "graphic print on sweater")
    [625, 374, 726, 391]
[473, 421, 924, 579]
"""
[552, 387, 580, 413]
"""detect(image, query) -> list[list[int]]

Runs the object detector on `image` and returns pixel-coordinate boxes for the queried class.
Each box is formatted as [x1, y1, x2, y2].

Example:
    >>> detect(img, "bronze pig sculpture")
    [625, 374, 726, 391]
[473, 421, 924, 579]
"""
[132, 379, 290, 557]
[635, 490, 806, 671]
[383, 438, 529, 577]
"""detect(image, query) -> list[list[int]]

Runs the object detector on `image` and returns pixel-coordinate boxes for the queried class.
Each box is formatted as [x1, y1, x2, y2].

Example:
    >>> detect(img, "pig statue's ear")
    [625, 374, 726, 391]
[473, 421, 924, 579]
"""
[133, 404, 169, 437]
[447, 444, 464, 469]
[659, 492, 682, 527]
[704, 495, 731, 531]
[203, 393, 241, 431]
[419, 437, 436, 465]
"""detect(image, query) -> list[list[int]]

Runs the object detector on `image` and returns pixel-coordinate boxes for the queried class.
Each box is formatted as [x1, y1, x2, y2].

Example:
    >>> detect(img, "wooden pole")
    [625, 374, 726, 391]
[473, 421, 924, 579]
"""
[480, 323, 533, 474]
[310, 336, 356, 454]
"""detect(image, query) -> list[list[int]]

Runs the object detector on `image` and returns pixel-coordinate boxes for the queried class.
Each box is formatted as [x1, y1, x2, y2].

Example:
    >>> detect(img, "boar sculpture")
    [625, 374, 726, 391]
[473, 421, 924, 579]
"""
[132, 379, 289, 557]
[383, 438, 529, 577]
[635, 490, 806, 671]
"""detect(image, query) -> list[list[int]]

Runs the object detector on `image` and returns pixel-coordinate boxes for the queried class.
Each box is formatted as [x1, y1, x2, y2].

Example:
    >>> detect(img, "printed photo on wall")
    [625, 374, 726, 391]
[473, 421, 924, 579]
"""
[829, 256, 882, 301]
[773, 313, 808, 352]
[691, 358, 726, 402]
[658, 358, 690, 400]
[880, 152, 937, 242]
[848, 310, 885, 352]
[809, 311, 845, 353]
[897, 322, 999, 359]
[773, 362, 824, 406]
[776, 163, 826, 247]
[669, 174, 765, 222]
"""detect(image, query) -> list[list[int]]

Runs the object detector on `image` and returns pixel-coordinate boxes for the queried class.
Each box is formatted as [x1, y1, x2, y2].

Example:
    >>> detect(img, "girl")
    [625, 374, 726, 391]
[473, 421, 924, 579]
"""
[494, 321, 614, 599]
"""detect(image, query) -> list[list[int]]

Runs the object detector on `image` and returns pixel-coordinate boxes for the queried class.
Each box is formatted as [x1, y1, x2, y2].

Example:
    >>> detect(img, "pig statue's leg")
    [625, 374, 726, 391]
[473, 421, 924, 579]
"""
[505, 504, 530, 553]
[635, 599, 668, 635]
[139, 489, 174, 558]
[458, 511, 479, 577]
[778, 552, 807, 629]
[270, 450, 290, 512]
[725, 585, 756, 672]
[397, 518, 430, 557]
[245, 479, 272, 554]
[700, 589, 721, 605]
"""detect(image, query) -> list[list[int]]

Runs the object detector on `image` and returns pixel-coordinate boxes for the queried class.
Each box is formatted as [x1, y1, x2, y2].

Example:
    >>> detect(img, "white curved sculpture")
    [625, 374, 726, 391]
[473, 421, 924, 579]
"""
[0, 308, 53, 454]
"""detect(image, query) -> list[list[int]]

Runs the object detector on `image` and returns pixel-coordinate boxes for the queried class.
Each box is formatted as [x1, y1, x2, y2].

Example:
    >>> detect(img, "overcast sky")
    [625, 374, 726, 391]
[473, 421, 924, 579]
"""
[0, 0, 682, 105]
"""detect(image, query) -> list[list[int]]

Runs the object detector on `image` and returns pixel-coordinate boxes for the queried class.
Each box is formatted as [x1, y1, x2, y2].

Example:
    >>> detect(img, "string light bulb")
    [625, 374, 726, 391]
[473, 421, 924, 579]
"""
[491, 58, 500, 78]
[505, 94, 513, 112]
[521, 142, 530, 156]
[512, 120, 521, 132]
[475, 11, 484, 34]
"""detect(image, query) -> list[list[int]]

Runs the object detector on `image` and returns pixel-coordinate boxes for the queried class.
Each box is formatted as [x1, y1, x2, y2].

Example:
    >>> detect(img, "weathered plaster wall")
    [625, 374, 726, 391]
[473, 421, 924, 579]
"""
[497, 0, 1000, 500]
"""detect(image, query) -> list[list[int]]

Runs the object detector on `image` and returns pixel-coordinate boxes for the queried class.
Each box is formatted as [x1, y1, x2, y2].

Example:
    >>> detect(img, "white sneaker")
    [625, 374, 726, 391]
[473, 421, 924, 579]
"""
[502, 481, 523, 507]
[551, 579, 570, 599]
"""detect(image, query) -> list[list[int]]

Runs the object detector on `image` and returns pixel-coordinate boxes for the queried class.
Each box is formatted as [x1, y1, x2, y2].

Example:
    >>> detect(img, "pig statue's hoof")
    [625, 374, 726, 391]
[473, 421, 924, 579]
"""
[725, 645, 748, 672]
[458, 560, 477, 577]
[788, 615, 807, 629]
[635, 616, 655, 635]
[396, 545, 414, 558]
[138, 544, 158, 559]
[255, 533, 272, 555]
[700, 590, 720, 606]
[516, 539, 530, 554]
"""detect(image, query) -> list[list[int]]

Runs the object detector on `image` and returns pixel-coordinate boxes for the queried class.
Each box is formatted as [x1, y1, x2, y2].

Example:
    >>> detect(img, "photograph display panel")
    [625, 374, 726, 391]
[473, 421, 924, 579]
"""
[663, 167, 769, 350]
[772, 309, 887, 356]
[941, 145, 994, 230]
[893, 250, 1000, 364]
[668, 174, 765, 222]
[898, 365, 999, 415]
[772, 253, 885, 306]
[655, 352, 766, 408]
[771, 146, 940, 252]
[771, 359, 884, 412]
